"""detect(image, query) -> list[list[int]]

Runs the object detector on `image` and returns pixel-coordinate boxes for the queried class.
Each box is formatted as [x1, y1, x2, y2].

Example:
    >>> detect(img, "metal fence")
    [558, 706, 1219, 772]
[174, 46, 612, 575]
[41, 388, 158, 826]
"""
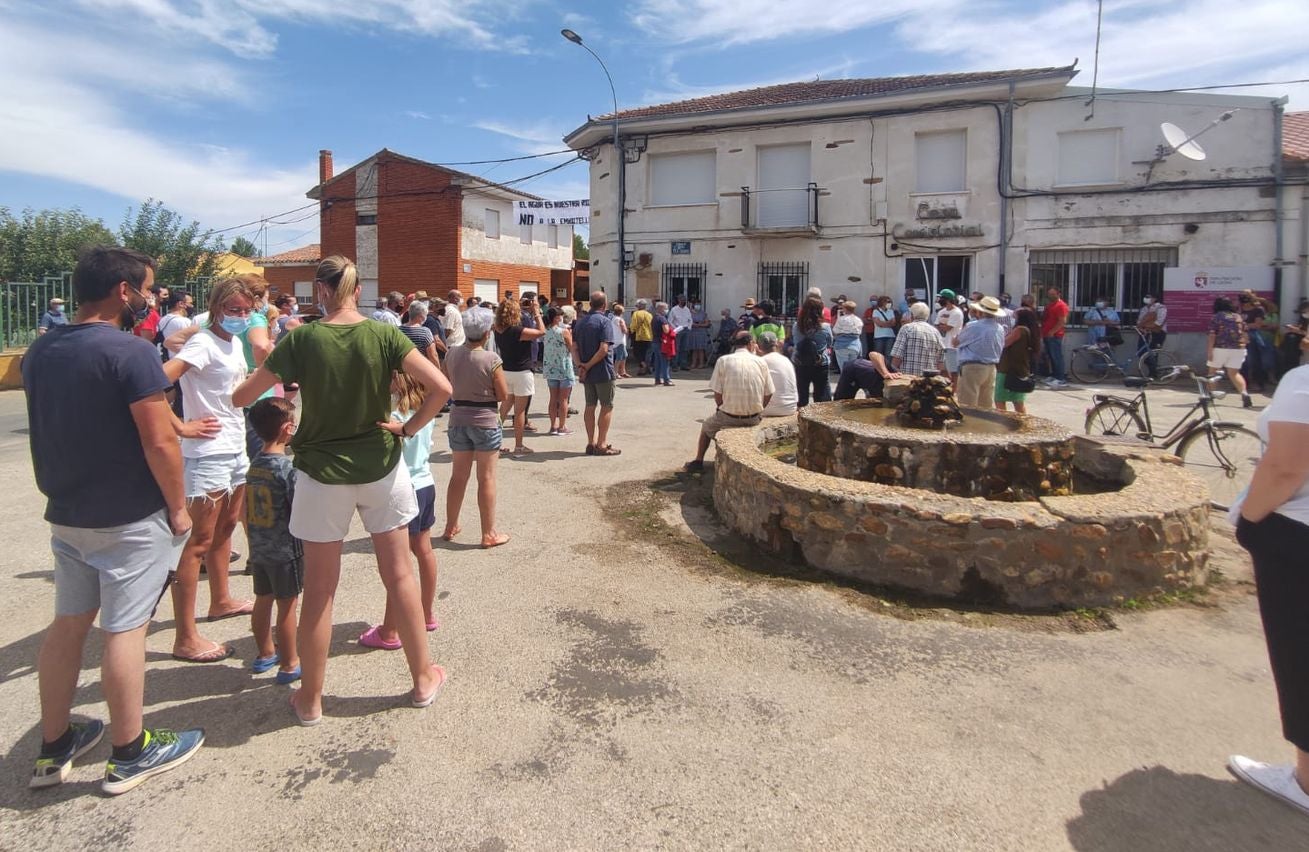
[0, 274, 215, 351]
[1, 274, 75, 351]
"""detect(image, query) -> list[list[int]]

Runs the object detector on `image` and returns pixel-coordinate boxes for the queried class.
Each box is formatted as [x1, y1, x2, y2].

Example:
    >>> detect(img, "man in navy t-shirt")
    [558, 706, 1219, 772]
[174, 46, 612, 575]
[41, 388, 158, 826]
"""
[574, 290, 620, 456]
[22, 245, 205, 795]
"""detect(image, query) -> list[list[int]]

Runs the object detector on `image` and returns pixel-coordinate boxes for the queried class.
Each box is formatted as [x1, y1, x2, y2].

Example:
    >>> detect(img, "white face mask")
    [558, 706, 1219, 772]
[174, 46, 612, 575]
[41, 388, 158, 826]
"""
[1095, 301, 1106, 309]
[1143, 298, 1155, 306]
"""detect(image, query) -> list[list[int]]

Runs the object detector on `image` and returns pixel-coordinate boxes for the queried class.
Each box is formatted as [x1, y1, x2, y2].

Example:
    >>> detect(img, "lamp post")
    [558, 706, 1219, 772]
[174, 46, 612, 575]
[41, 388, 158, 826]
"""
[562, 28, 625, 304]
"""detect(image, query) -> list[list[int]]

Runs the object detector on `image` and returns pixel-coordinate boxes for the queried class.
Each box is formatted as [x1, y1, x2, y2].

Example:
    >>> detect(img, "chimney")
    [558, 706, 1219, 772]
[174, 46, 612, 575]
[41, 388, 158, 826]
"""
[318, 149, 333, 185]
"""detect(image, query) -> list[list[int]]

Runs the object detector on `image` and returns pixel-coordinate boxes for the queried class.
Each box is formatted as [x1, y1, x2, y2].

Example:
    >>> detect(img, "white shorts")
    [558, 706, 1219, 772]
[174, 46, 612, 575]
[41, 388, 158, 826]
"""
[503, 369, 536, 398]
[1209, 348, 1247, 371]
[289, 462, 418, 542]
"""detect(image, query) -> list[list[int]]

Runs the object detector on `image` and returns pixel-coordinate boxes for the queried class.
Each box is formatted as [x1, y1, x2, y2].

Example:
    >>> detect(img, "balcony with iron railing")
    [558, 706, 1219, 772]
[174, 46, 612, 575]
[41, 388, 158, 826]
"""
[739, 184, 820, 234]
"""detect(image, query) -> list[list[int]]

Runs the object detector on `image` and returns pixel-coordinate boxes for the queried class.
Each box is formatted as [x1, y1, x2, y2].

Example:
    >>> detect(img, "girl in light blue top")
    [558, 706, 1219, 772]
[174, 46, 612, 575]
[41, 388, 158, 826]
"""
[360, 372, 440, 650]
[542, 307, 577, 436]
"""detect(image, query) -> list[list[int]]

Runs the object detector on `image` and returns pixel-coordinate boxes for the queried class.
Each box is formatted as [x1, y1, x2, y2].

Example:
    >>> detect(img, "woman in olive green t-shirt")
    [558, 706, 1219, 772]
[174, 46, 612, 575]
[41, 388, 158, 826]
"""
[235, 256, 452, 725]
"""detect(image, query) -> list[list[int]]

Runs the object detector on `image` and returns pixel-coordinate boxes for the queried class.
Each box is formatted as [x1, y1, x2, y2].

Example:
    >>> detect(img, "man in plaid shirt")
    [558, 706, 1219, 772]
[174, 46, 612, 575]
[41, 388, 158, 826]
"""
[890, 301, 945, 376]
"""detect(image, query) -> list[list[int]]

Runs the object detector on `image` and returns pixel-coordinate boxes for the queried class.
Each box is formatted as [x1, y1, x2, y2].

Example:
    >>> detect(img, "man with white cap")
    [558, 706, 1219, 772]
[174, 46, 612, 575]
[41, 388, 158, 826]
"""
[38, 298, 69, 336]
[954, 296, 1007, 409]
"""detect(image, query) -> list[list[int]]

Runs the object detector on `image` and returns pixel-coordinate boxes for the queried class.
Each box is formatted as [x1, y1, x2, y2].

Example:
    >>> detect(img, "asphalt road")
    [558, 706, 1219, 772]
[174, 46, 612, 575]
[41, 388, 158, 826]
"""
[0, 374, 1303, 850]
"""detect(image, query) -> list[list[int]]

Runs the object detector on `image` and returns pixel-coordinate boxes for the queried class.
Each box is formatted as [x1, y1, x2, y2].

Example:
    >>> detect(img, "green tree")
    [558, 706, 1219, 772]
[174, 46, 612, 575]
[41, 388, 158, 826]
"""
[0, 207, 115, 282]
[118, 199, 224, 287]
[230, 236, 259, 258]
[572, 232, 589, 259]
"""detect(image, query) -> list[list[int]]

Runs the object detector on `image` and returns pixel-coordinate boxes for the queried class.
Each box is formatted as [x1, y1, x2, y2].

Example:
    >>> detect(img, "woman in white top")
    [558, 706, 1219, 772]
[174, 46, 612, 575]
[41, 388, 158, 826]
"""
[1228, 364, 1309, 813]
[831, 300, 864, 371]
[161, 277, 256, 662]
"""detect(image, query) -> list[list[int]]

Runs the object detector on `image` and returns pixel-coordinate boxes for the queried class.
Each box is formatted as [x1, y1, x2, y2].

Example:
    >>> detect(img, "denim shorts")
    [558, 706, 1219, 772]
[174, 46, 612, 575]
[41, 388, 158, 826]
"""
[52, 509, 188, 632]
[547, 378, 575, 389]
[448, 424, 503, 453]
[613, 343, 627, 362]
[184, 452, 248, 499]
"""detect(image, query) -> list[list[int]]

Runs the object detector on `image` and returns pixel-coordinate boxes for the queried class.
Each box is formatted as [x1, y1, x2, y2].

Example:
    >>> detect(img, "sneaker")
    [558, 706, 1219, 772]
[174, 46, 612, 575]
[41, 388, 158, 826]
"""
[1243, 394, 1254, 409]
[1047, 379, 1069, 388]
[30, 720, 105, 788]
[1228, 755, 1309, 817]
[102, 728, 205, 796]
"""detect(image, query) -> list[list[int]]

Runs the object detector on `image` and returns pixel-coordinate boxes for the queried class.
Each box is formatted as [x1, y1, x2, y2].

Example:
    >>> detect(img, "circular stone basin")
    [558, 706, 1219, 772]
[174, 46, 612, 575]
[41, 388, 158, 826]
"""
[798, 400, 1075, 502]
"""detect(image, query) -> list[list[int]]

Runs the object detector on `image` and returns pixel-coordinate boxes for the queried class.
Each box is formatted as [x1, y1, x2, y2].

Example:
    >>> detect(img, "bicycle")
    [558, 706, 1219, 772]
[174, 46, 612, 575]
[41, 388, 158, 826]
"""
[1069, 327, 1186, 385]
[1083, 374, 1263, 509]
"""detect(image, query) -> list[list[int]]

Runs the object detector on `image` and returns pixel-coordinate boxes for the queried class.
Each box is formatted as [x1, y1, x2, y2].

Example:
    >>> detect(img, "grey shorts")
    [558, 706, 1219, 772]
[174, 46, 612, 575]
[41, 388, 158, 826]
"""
[184, 452, 248, 499]
[584, 380, 616, 409]
[51, 509, 188, 633]
[448, 424, 503, 453]
[701, 409, 762, 438]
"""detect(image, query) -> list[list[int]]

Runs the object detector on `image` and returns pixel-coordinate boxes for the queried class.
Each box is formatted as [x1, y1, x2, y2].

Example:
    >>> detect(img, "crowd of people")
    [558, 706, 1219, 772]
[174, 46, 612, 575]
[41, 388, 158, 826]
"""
[24, 242, 1309, 807]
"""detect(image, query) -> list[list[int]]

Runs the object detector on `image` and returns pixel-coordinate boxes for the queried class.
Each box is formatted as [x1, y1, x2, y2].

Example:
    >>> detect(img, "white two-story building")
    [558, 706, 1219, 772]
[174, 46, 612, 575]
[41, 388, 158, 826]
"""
[565, 66, 1298, 362]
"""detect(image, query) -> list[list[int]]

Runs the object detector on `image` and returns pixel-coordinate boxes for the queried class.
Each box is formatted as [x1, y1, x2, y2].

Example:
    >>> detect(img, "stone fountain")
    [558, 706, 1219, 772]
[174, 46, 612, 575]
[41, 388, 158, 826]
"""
[710, 377, 1211, 609]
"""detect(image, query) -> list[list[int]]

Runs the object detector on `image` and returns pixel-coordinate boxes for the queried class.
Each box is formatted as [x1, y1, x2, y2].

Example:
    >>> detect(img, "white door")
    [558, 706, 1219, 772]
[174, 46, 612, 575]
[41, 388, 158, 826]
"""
[473, 279, 500, 304]
[518, 281, 539, 300]
[757, 143, 810, 228]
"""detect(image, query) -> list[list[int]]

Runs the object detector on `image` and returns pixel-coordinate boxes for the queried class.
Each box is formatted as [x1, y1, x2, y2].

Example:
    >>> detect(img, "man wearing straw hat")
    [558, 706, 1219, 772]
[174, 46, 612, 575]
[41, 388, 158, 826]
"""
[954, 296, 1007, 409]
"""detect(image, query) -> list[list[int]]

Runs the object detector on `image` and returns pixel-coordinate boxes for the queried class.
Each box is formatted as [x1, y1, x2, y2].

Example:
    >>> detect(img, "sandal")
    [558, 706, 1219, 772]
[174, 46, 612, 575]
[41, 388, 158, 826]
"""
[206, 600, 254, 622]
[411, 664, 448, 708]
[358, 625, 402, 651]
[511, 445, 534, 455]
[595, 446, 621, 456]
[426, 618, 441, 632]
[172, 642, 234, 664]
[290, 692, 321, 727]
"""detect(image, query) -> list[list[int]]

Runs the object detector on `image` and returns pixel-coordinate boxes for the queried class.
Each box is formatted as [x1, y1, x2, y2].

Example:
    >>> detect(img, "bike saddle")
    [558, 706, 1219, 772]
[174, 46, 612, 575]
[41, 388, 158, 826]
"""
[1123, 377, 1152, 388]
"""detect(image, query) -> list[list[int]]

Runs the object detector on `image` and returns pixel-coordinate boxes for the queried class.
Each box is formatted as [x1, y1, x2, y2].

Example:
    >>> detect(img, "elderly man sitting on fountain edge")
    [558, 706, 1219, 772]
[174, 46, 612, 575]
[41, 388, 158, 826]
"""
[954, 296, 1008, 409]
[685, 331, 774, 472]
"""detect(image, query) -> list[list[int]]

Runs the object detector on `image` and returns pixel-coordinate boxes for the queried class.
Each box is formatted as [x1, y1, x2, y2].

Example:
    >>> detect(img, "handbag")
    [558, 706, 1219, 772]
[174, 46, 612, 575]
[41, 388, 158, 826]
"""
[1005, 372, 1037, 394]
[1105, 326, 1124, 346]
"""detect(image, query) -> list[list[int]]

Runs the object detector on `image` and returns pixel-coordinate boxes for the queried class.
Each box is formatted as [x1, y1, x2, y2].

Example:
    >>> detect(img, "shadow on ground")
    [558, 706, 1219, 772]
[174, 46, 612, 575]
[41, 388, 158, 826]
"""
[1066, 765, 1309, 850]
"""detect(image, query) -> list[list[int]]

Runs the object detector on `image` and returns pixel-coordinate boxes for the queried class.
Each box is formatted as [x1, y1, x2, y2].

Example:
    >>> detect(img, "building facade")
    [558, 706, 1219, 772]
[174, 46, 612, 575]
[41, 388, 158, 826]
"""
[566, 68, 1299, 362]
[255, 243, 320, 299]
[309, 149, 573, 307]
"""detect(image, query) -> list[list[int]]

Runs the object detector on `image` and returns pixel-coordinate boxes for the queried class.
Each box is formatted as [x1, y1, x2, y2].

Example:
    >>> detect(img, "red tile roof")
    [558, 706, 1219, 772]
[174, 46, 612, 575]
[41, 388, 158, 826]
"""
[602, 66, 1077, 121]
[1285, 112, 1309, 163]
[257, 244, 320, 266]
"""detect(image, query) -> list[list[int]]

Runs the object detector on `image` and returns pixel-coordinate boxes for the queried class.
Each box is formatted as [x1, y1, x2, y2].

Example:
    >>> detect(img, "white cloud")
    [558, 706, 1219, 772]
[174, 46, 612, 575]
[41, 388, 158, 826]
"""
[630, 0, 931, 46]
[74, 0, 531, 56]
[473, 119, 574, 155]
[405, 110, 433, 120]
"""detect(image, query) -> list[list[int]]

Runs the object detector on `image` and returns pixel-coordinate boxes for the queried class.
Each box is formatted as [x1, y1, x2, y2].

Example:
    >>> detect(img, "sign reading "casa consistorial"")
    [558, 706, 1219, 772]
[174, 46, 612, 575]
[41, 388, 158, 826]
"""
[515, 199, 590, 226]
[898, 223, 984, 239]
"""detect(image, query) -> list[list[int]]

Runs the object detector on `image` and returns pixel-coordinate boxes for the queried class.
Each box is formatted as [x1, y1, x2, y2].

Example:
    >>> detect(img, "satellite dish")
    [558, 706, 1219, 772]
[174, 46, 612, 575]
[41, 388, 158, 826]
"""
[1161, 122, 1207, 161]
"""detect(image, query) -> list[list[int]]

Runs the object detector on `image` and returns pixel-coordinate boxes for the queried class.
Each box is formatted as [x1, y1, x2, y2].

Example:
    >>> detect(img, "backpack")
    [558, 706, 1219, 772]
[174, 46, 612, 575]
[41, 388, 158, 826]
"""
[795, 331, 825, 367]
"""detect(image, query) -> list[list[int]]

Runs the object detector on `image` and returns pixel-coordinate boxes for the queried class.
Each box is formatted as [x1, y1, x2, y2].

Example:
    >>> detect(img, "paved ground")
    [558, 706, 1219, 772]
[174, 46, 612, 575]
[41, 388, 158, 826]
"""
[1, 372, 1305, 850]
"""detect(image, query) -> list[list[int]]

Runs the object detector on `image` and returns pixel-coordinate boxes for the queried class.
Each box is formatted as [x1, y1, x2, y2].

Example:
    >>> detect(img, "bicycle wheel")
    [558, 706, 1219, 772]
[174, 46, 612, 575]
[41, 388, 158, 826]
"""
[1176, 424, 1264, 510]
[1070, 348, 1111, 383]
[1135, 348, 1184, 385]
[1084, 401, 1146, 438]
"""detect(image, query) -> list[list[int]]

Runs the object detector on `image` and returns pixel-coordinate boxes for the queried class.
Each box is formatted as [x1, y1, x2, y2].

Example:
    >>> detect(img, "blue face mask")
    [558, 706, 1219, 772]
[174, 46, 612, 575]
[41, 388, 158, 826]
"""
[220, 315, 250, 336]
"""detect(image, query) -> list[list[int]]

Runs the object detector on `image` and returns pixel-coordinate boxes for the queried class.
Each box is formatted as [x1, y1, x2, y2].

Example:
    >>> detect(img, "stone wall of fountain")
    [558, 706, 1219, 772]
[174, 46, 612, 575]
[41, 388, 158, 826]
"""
[710, 405, 1212, 609]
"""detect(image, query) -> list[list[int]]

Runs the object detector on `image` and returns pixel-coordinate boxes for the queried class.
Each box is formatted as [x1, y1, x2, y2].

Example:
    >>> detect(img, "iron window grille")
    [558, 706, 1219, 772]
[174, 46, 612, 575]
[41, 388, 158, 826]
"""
[1029, 248, 1177, 327]
[662, 263, 707, 306]
[757, 262, 810, 316]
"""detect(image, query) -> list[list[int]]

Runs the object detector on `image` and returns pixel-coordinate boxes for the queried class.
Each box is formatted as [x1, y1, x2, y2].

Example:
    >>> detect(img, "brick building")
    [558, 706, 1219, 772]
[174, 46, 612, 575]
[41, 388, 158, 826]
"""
[308, 149, 574, 307]
[255, 243, 320, 298]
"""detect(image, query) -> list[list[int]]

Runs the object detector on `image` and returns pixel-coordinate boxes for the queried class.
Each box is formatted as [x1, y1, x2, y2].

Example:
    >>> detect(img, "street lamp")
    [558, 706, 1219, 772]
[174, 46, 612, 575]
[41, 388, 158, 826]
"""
[561, 28, 625, 304]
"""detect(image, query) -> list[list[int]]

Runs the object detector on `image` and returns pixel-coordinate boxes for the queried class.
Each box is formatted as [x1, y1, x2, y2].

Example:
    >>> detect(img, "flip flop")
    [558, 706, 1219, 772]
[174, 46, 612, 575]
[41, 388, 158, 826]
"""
[411, 664, 448, 708]
[290, 692, 321, 727]
[426, 618, 441, 632]
[206, 600, 255, 622]
[251, 653, 280, 674]
[358, 625, 402, 651]
[172, 643, 234, 664]
[481, 532, 511, 549]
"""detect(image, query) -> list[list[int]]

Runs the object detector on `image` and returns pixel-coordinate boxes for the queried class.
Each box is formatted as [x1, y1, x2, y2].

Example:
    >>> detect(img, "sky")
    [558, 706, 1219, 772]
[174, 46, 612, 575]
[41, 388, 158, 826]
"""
[1, 0, 1306, 257]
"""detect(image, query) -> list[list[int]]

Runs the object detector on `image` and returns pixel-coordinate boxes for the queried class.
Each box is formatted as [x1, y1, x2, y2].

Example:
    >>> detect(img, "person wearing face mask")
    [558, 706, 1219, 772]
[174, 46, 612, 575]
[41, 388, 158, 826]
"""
[160, 277, 259, 662]
[131, 290, 162, 344]
[867, 296, 898, 359]
[38, 298, 70, 336]
[1083, 299, 1121, 351]
[686, 300, 710, 370]
[1136, 293, 1168, 381]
